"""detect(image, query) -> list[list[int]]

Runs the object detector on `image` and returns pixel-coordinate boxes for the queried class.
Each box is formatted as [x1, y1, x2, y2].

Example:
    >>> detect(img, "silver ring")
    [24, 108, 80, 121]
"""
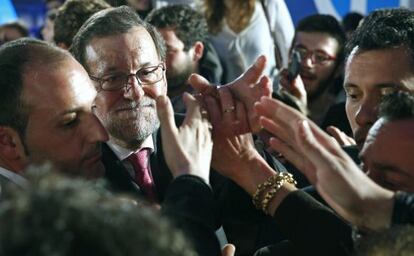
[223, 106, 235, 113]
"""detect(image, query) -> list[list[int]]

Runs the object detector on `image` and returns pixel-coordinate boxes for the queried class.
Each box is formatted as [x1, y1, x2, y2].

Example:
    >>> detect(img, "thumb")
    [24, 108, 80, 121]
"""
[188, 73, 216, 95]
[156, 95, 177, 137]
[237, 55, 267, 85]
[222, 244, 236, 256]
[259, 75, 273, 97]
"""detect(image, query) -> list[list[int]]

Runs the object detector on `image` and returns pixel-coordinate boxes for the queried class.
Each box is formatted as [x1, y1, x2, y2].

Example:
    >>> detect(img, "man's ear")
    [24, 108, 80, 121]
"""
[0, 126, 27, 164]
[191, 41, 204, 62]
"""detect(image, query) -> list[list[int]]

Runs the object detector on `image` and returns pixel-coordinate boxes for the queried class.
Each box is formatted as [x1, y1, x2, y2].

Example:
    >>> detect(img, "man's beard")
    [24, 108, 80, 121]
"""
[98, 96, 160, 149]
[166, 61, 193, 96]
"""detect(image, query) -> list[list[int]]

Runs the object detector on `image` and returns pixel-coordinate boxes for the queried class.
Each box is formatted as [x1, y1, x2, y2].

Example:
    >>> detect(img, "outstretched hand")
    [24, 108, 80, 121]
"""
[326, 126, 356, 146]
[255, 97, 394, 230]
[201, 90, 276, 195]
[189, 55, 272, 133]
[156, 93, 213, 184]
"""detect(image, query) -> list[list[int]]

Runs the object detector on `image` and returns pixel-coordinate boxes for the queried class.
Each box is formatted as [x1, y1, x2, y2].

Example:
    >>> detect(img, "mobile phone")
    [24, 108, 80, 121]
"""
[287, 50, 302, 81]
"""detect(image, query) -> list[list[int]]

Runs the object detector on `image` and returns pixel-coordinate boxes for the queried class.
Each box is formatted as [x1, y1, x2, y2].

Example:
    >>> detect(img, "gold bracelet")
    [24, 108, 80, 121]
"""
[261, 172, 296, 214]
[252, 174, 279, 209]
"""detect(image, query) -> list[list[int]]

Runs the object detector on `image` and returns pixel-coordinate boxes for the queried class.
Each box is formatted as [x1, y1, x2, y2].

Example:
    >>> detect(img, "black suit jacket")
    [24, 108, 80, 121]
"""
[101, 114, 294, 255]
[102, 115, 180, 201]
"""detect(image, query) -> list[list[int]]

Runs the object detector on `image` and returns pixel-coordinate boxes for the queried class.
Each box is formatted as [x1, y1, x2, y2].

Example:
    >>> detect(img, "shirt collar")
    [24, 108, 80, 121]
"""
[0, 166, 28, 188]
[107, 136, 155, 161]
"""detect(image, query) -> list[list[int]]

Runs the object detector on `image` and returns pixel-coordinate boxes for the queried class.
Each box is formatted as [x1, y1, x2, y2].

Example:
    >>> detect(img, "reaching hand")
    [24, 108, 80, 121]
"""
[326, 125, 356, 146]
[255, 97, 394, 230]
[156, 93, 213, 184]
[189, 55, 272, 133]
[202, 91, 275, 195]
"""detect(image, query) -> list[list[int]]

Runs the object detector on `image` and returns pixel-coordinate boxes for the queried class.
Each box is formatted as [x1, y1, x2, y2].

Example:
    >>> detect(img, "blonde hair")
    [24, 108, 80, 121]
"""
[204, 0, 255, 34]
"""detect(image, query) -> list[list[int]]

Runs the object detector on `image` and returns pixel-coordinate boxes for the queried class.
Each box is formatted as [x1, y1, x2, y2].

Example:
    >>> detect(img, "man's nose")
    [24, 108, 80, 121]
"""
[124, 75, 145, 101]
[355, 97, 378, 128]
[300, 54, 315, 68]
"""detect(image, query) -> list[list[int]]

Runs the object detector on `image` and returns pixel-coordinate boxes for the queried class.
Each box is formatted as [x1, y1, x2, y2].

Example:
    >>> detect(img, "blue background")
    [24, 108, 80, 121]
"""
[0, 0, 411, 37]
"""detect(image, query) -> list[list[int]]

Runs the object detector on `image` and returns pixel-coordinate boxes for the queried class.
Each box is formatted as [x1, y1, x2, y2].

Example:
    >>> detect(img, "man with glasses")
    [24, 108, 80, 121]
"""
[71, 6, 172, 202]
[280, 14, 346, 127]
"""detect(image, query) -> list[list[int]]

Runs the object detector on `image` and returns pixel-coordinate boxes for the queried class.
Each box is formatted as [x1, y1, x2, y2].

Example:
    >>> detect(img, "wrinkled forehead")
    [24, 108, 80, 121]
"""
[85, 27, 160, 73]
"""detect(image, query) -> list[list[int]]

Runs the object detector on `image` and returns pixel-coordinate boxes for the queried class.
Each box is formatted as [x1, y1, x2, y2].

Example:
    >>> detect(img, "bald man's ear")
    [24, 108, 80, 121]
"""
[192, 41, 204, 62]
[0, 126, 27, 169]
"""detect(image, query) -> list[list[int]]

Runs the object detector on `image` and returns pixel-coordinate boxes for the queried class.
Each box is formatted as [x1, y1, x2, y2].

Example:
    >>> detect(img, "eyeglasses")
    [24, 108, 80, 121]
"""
[292, 47, 336, 65]
[89, 63, 166, 91]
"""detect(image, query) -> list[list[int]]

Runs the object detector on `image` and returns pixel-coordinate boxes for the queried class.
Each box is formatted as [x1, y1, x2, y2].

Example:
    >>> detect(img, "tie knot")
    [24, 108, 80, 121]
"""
[128, 148, 150, 169]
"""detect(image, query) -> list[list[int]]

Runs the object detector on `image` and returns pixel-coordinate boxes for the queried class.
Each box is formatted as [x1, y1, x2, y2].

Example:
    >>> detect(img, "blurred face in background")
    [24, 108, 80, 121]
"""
[292, 32, 340, 98]
[157, 28, 199, 96]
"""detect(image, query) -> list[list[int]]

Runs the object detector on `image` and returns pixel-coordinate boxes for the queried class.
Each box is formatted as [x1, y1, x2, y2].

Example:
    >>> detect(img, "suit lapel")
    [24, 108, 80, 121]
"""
[102, 143, 143, 197]
[150, 129, 173, 202]
[102, 113, 185, 202]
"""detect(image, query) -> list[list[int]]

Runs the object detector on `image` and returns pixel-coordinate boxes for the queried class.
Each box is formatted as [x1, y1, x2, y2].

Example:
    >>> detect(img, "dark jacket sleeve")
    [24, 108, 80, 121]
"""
[161, 175, 221, 256]
[272, 190, 354, 255]
[392, 191, 414, 225]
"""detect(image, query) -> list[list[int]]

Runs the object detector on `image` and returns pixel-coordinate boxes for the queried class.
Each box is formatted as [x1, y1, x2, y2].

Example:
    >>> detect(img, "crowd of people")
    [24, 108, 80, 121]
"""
[1, 0, 414, 255]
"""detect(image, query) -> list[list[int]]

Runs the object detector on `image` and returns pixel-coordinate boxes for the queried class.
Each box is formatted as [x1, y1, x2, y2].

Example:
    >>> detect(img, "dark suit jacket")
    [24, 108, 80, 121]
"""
[101, 114, 293, 256]
[254, 190, 353, 256]
[102, 116, 180, 202]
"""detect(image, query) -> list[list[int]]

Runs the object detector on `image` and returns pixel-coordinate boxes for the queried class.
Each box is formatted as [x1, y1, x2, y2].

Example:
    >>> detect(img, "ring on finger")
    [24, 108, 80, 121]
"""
[223, 106, 235, 113]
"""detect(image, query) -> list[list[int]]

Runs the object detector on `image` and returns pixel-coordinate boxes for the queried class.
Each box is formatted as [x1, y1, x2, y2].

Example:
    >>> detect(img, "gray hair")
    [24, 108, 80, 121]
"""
[70, 6, 166, 72]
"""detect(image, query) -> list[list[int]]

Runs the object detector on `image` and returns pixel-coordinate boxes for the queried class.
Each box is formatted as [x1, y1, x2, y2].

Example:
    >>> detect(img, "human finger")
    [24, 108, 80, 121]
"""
[234, 100, 250, 134]
[222, 244, 236, 256]
[181, 92, 204, 128]
[188, 73, 217, 96]
[326, 126, 356, 146]
[204, 95, 222, 130]
[259, 116, 293, 146]
[269, 136, 316, 183]
[156, 95, 178, 137]
[218, 87, 236, 121]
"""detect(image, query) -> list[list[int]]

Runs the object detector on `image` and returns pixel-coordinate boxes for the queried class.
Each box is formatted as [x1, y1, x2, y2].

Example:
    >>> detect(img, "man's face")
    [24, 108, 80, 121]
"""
[158, 28, 195, 95]
[344, 47, 414, 149]
[292, 32, 339, 98]
[22, 58, 108, 178]
[85, 27, 167, 149]
[360, 118, 414, 192]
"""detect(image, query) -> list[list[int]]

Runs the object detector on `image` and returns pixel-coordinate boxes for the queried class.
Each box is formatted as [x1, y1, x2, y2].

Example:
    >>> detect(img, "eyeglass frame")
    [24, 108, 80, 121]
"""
[89, 63, 166, 92]
[292, 47, 337, 65]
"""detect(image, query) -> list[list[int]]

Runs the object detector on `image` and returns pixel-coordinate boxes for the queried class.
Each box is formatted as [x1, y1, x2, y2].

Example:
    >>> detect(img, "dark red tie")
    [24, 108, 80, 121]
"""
[127, 148, 157, 202]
